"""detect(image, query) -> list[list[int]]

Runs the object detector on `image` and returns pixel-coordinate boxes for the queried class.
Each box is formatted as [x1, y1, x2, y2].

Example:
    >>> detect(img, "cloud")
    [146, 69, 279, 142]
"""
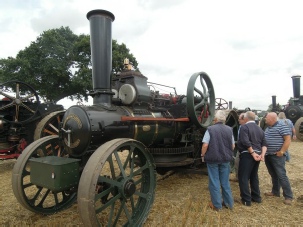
[1, 0, 303, 111]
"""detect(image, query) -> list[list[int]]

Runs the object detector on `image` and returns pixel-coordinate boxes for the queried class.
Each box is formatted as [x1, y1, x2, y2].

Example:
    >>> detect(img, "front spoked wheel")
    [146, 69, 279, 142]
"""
[12, 136, 77, 214]
[77, 138, 156, 227]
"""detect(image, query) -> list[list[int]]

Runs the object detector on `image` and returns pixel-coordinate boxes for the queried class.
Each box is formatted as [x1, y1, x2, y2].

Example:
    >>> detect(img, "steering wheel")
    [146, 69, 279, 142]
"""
[186, 72, 215, 128]
[0, 80, 39, 123]
[215, 98, 228, 110]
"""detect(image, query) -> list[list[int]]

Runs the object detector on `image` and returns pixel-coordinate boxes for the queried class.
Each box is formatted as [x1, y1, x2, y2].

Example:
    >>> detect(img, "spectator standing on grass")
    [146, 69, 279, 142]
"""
[230, 113, 246, 182]
[277, 112, 296, 162]
[264, 112, 293, 205]
[201, 110, 235, 211]
[237, 111, 267, 206]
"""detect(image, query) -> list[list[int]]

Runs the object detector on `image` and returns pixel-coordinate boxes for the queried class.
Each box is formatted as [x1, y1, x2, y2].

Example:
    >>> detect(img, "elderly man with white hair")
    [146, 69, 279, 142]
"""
[201, 110, 235, 211]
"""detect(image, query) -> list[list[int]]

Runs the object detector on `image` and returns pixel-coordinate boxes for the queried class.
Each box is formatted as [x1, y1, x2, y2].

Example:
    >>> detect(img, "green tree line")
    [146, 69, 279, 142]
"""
[0, 26, 138, 103]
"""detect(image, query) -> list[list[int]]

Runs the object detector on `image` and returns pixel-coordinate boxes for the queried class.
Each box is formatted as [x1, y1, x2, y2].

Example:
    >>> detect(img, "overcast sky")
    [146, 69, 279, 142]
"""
[1, 0, 303, 110]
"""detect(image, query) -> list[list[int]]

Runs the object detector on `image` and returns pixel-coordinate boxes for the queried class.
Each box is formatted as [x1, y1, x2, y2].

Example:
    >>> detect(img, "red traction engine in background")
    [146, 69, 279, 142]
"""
[0, 81, 65, 159]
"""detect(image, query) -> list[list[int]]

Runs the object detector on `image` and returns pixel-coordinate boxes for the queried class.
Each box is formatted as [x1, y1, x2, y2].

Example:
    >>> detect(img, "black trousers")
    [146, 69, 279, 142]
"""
[238, 152, 261, 204]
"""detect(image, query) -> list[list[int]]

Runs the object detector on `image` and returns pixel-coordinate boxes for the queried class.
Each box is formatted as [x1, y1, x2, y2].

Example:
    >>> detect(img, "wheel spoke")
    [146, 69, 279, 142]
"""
[108, 203, 115, 227]
[16, 83, 20, 99]
[122, 148, 133, 170]
[194, 99, 206, 111]
[193, 86, 203, 97]
[47, 123, 59, 133]
[42, 128, 58, 136]
[0, 102, 14, 111]
[122, 201, 132, 222]
[107, 156, 117, 179]
[15, 104, 19, 121]
[113, 200, 126, 226]
[95, 193, 122, 213]
[114, 150, 127, 178]
[37, 189, 51, 207]
[134, 190, 148, 199]
[19, 102, 36, 113]
[133, 162, 149, 176]
[28, 186, 43, 203]
[98, 176, 122, 187]
[54, 192, 59, 205]
[95, 185, 114, 201]
[130, 196, 137, 212]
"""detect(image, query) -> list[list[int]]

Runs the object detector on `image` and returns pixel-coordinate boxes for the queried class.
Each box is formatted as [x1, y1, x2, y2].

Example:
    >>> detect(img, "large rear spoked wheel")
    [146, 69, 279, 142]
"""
[186, 72, 215, 128]
[12, 136, 77, 214]
[78, 138, 156, 227]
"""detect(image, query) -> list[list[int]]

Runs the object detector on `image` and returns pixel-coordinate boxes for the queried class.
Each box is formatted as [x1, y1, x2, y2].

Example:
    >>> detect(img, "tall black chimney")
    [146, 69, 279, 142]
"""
[228, 101, 232, 110]
[87, 10, 115, 106]
[272, 95, 276, 111]
[291, 75, 301, 99]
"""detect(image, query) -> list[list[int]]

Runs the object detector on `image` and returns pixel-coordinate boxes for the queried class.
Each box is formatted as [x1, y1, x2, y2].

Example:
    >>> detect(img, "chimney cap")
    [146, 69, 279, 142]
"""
[291, 75, 301, 79]
[87, 9, 115, 21]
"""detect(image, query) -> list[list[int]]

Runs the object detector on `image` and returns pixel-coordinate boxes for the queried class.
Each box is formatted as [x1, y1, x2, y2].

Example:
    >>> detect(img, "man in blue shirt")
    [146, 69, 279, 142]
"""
[264, 112, 293, 205]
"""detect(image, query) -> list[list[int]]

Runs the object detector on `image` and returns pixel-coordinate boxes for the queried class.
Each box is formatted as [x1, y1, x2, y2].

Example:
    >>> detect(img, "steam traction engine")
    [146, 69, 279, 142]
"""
[12, 10, 239, 226]
[284, 75, 303, 140]
[266, 75, 303, 140]
[0, 80, 65, 159]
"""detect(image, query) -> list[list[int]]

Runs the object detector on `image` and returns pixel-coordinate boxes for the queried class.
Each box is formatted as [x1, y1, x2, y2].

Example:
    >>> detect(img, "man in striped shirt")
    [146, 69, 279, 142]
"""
[264, 112, 293, 205]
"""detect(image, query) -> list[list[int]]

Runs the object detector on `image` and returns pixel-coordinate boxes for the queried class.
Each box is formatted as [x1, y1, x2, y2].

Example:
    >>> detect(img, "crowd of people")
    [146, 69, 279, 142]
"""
[201, 110, 295, 211]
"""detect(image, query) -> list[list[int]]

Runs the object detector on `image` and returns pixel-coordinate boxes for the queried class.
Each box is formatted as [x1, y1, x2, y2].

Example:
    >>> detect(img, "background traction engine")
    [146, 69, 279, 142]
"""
[263, 75, 303, 140]
[284, 75, 303, 140]
[12, 9, 239, 226]
[0, 80, 65, 159]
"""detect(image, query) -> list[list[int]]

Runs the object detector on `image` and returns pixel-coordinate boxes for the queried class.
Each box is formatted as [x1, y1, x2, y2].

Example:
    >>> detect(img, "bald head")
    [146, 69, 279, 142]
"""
[265, 112, 278, 126]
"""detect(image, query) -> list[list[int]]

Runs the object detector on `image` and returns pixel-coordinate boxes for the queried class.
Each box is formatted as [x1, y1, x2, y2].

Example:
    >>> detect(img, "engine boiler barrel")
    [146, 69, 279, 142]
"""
[62, 106, 190, 157]
[87, 10, 115, 106]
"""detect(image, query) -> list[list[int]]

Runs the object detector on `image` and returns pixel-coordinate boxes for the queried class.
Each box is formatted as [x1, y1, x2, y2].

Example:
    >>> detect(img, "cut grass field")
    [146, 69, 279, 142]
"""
[1, 140, 303, 226]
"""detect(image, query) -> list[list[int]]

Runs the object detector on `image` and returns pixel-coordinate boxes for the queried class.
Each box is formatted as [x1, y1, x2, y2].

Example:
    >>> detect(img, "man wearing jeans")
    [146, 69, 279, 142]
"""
[264, 112, 293, 205]
[201, 110, 235, 210]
